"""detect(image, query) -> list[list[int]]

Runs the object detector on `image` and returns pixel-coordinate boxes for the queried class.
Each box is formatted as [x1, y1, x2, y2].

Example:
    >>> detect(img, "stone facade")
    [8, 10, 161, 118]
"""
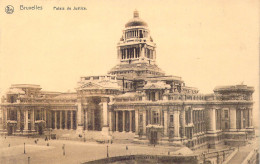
[0, 11, 255, 148]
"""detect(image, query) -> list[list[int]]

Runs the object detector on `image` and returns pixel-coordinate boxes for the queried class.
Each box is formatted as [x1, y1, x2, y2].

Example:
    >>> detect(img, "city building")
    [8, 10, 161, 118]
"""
[0, 10, 255, 149]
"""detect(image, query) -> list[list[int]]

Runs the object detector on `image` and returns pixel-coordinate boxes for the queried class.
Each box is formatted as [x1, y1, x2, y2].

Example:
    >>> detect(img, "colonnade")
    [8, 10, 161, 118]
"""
[114, 110, 135, 133]
[52, 110, 76, 130]
[207, 107, 253, 132]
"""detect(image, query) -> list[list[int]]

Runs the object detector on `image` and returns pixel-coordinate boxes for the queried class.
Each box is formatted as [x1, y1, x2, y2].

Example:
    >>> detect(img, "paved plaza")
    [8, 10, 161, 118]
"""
[0, 136, 181, 164]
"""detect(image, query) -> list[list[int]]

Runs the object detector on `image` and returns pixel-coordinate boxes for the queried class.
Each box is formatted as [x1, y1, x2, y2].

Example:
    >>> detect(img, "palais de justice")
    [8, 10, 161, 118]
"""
[0, 11, 255, 149]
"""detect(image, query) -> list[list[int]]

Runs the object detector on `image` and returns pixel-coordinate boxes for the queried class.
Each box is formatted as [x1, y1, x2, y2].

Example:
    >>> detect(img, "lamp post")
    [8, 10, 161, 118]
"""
[24, 143, 26, 154]
[107, 145, 109, 158]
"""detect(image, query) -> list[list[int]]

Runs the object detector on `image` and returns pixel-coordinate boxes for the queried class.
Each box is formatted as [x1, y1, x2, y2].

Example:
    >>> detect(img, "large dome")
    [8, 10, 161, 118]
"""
[125, 10, 148, 28]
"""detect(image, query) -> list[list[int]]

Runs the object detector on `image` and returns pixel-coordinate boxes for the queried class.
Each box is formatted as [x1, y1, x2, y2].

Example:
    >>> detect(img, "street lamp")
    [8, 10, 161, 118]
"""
[24, 143, 26, 154]
[83, 130, 86, 142]
[107, 145, 109, 158]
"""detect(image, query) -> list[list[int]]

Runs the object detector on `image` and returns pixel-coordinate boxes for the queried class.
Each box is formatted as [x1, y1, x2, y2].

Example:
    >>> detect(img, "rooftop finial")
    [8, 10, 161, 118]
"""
[133, 10, 139, 18]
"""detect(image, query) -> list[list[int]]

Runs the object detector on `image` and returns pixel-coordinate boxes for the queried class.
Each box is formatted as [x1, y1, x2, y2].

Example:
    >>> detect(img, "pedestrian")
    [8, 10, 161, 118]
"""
[111, 140, 113, 144]
[126, 145, 128, 150]
[62, 144, 65, 156]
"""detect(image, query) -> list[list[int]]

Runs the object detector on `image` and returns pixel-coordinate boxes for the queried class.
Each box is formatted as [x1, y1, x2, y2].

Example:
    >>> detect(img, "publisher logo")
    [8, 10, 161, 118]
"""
[5, 5, 14, 14]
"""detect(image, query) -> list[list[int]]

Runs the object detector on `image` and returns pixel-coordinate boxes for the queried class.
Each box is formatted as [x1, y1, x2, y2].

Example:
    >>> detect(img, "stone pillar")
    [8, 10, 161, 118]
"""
[249, 108, 252, 127]
[17, 110, 21, 131]
[109, 111, 112, 131]
[208, 108, 216, 132]
[5, 109, 8, 130]
[24, 110, 28, 131]
[44, 110, 47, 121]
[135, 110, 139, 136]
[123, 111, 126, 132]
[54, 111, 57, 129]
[70, 111, 73, 130]
[143, 110, 146, 135]
[229, 107, 236, 130]
[190, 109, 193, 124]
[0, 108, 4, 130]
[85, 110, 88, 130]
[65, 111, 68, 129]
[92, 110, 95, 130]
[180, 110, 186, 137]
[241, 110, 244, 129]
[164, 110, 168, 136]
[60, 111, 62, 129]
[134, 48, 136, 58]
[129, 111, 132, 132]
[77, 102, 82, 127]
[173, 110, 180, 138]
[102, 98, 108, 127]
[116, 111, 119, 131]
[31, 109, 35, 131]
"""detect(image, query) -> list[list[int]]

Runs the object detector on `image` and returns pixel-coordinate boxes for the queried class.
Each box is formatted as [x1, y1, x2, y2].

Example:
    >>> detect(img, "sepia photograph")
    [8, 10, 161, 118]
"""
[0, 0, 259, 163]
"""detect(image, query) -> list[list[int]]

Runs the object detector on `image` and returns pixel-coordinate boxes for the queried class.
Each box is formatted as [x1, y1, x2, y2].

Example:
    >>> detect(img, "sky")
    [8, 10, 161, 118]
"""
[0, 0, 259, 122]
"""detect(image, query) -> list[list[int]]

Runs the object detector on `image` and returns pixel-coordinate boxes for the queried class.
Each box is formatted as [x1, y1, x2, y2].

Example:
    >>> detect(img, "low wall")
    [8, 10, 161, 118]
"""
[83, 154, 199, 164]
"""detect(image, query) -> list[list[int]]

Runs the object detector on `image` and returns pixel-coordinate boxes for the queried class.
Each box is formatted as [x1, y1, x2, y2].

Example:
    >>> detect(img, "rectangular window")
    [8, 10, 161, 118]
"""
[139, 114, 143, 123]
[170, 115, 174, 123]
[224, 110, 228, 118]
[153, 112, 159, 124]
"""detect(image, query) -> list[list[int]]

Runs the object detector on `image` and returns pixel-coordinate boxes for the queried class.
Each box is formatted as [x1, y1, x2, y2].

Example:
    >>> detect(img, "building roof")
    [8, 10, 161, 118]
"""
[53, 93, 77, 99]
[11, 84, 41, 89]
[214, 85, 254, 92]
[6, 88, 25, 95]
[125, 10, 148, 28]
[144, 81, 171, 90]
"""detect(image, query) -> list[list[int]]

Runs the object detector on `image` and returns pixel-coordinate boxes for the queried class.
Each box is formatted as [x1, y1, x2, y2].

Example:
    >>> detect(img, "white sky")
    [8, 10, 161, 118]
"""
[0, 0, 259, 122]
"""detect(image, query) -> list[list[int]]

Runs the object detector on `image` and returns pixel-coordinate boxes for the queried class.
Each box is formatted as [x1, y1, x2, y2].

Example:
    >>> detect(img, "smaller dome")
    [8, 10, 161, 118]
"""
[125, 10, 148, 28]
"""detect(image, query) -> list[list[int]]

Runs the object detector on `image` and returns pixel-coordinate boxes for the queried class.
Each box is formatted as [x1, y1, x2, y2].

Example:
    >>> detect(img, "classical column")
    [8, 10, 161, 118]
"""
[31, 109, 35, 131]
[164, 110, 168, 136]
[77, 102, 82, 128]
[122, 111, 126, 132]
[109, 111, 112, 131]
[208, 108, 216, 132]
[44, 110, 47, 122]
[143, 110, 146, 135]
[5, 109, 8, 130]
[180, 109, 186, 137]
[249, 108, 252, 127]
[241, 110, 244, 129]
[60, 111, 62, 129]
[129, 111, 132, 132]
[70, 111, 73, 130]
[116, 111, 119, 131]
[190, 109, 193, 124]
[102, 98, 108, 127]
[173, 110, 180, 138]
[54, 111, 57, 129]
[229, 107, 236, 130]
[92, 110, 95, 130]
[17, 110, 21, 131]
[65, 111, 68, 129]
[135, 110, 139, 136]
[85, 110, 88, 130]
[134, 48, 136, 58]
[24, 110, 28, 131]
[1, 108, 4, 130]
